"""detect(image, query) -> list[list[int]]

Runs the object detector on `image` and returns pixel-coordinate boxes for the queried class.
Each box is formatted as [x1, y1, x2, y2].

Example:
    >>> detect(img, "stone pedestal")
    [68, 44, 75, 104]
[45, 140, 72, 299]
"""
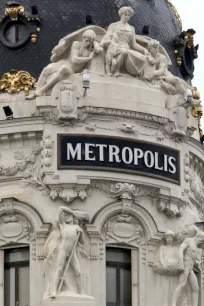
[42, 293, 95, 306]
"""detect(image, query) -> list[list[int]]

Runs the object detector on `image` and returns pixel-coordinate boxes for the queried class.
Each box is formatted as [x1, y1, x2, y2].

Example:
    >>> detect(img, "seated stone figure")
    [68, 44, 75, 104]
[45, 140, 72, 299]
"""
[100, 6, 149, 77]
[27, 26, 103, 99]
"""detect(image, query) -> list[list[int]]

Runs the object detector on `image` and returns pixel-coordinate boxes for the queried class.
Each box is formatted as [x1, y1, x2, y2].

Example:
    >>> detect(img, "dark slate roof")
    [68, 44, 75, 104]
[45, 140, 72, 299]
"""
[0, 0, 182, 79]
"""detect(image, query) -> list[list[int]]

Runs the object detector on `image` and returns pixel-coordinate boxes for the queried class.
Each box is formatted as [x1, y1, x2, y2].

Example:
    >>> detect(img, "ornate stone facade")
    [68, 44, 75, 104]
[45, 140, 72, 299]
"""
[0, 7, 203, 306]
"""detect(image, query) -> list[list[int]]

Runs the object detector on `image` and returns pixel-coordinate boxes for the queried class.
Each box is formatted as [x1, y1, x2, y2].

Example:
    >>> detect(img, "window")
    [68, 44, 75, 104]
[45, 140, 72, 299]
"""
[4, 247, 30, 306]
[106, 247, 132, 306]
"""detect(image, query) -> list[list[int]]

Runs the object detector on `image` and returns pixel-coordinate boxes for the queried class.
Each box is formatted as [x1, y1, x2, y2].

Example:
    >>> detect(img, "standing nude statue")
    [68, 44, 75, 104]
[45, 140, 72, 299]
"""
[172, 230, 204, 306]
[43, 207, 88, 298]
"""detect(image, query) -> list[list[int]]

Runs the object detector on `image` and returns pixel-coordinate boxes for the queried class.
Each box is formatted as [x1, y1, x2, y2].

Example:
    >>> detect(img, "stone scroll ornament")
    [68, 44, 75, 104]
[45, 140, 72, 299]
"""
[43, 207, 89, 299]
[153, 226, 204, 306]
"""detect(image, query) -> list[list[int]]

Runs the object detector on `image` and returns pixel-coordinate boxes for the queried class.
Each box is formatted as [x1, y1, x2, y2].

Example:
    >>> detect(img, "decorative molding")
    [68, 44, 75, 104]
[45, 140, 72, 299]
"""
[0, 144, 41, 177]
[0, 198, 50, 251]
[0, 70, 36, 96]
[102, 213, 144, 245]
[164, 122, 196, 143]
[84, 106, 168, 125]
[184, 153, 190, 182]
[99, 182, 158, 201]
[40, 134, 53, 167]
[189, 152, 204, 184]
[157, 194, 186, 217]
[189, 174, 204, 203]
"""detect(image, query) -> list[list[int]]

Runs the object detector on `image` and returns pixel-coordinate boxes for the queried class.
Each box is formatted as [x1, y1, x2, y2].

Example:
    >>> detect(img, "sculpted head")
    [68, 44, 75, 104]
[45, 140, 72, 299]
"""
[118, 6, 134, 23]
[62, 209, 77, 224]
[83, 30, 96, 48]
[195, 230, 204, 247]
[148, 39, 160, 57]
[164, 230, 175, 245]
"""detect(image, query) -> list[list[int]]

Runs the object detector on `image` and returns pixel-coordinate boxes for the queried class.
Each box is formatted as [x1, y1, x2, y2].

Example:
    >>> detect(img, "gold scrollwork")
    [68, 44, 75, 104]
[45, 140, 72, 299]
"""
[5, 5, 24, 21]
[0, 70, 36, 96]
[168, 0, 182, 30]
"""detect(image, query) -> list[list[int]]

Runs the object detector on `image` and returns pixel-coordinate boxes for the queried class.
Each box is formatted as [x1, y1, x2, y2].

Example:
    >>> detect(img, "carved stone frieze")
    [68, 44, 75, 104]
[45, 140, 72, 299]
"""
[85, 106, 168, 125]
[0, 144, 42, 178]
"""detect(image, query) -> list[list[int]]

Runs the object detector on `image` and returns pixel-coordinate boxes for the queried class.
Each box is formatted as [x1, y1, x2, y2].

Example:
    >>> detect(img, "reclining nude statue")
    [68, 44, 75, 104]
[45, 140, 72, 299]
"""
[43, 206, 89, 298]
[27, 26, 104, 98]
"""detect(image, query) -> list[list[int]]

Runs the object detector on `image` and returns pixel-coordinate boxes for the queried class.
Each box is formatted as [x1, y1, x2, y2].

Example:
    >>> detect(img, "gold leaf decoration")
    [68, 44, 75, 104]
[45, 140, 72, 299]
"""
[0, 70, 36, 96]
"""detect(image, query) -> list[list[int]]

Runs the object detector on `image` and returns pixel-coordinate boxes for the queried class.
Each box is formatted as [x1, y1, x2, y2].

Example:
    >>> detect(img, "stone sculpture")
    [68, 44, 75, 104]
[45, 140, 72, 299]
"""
[27, 27, 103, 98]
[153, 226, 204, 306]
[142, 39, 169, 82]
[153, 230, 182, 276]
[166, 78, 200, 136]
[100, 6, 149, 76]
[172, 229, 204, 306]
[43, 206, 89, 298]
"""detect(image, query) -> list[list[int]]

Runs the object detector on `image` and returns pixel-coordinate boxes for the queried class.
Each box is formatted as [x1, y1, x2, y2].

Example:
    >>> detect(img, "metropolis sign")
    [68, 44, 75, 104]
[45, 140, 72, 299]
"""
[58, 135, 180, 184]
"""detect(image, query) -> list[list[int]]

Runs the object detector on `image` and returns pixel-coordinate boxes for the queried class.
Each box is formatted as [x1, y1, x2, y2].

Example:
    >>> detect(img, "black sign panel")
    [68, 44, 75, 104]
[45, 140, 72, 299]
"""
[58, 135, 180, 184]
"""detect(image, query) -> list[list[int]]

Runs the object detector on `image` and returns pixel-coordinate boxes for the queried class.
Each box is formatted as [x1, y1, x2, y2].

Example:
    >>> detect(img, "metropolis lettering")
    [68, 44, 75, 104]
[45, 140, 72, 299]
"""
[58, 136, 180, 183]
[67, 143, 176, 174]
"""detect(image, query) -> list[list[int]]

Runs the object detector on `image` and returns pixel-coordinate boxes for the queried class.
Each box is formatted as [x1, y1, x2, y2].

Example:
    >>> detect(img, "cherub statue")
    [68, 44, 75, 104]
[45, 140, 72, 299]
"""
[43, 207, 89, 298]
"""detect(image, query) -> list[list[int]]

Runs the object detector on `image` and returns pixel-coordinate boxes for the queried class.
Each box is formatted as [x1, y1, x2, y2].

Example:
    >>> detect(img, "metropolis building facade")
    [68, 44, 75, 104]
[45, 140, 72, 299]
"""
[0, 1, 204, 306]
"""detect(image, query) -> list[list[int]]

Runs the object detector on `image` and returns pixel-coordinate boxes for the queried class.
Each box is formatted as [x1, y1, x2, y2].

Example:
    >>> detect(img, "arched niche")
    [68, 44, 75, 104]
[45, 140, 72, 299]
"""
[86, 200, 160, 260]
[0, 197, 50, 259]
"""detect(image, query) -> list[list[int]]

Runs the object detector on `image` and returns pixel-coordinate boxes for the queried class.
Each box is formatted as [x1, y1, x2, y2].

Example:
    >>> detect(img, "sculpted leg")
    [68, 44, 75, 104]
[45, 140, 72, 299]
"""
[105, 57, 112, 75]
[114, 51, 128, 76]
[111, 58, 117, 74]
[71, 252, 84, 295]
[37, 65, 72, 95]
[172, 271, 189, 306]
[37, 65, 53, 91]
[189, 271, 199, 306]
[51, 249, 67, 298]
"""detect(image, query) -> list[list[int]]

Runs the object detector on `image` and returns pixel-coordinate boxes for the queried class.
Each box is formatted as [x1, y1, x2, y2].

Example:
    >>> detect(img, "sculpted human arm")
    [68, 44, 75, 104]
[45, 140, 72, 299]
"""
[77, 225, 85, 245]
[154, 56, 168, 78]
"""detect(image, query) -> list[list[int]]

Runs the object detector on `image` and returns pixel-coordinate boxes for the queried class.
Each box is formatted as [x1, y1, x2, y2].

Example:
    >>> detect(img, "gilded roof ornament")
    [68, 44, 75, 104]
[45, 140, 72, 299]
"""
[167, 0, 182, 30]
[5, 3, 24, 21]
[0, 70, 36, 96]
